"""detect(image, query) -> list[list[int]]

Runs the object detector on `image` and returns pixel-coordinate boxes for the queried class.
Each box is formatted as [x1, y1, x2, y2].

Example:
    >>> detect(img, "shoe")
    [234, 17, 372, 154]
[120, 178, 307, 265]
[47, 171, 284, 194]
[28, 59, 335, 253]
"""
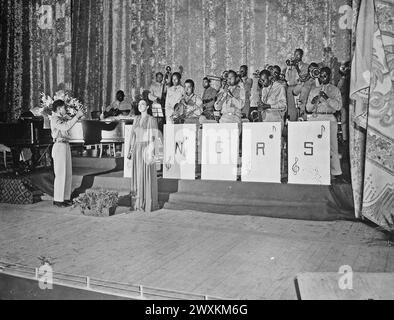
[64, 200, 73, 206]
[53, 201, 68, 207]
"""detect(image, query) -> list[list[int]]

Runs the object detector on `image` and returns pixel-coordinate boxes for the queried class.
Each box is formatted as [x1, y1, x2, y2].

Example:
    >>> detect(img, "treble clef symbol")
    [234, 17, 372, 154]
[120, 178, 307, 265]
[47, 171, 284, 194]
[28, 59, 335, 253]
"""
[165, 157, 172, 170]
[318, 125, 326, 139]
[292, 157, 300, 175]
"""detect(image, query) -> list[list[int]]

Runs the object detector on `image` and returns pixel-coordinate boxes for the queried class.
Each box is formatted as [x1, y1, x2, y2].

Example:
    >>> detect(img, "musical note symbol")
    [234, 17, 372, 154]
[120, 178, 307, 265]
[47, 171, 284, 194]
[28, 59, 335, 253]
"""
[292, 157, 300, 175]
[318, 125, 326, 139]
[269, 126, 277, 139]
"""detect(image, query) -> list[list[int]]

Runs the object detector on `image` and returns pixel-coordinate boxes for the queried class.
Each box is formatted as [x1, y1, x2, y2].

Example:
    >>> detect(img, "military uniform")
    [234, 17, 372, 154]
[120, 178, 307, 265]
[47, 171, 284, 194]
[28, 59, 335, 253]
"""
[306, 83, 343, 176]
[50, 114, 79, 203]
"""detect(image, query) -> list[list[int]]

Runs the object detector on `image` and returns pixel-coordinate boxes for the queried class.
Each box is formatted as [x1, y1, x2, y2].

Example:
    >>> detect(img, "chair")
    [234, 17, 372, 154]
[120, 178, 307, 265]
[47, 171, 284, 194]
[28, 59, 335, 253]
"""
[0, 144, 11, 169]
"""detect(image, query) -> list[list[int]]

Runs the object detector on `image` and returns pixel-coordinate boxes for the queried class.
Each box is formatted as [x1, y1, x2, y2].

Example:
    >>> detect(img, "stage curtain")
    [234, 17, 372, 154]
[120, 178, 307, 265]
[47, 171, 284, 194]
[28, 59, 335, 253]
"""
[70, 0, 352, 115]
[349, 0, 394, 230]
[0, 0, 72, 122]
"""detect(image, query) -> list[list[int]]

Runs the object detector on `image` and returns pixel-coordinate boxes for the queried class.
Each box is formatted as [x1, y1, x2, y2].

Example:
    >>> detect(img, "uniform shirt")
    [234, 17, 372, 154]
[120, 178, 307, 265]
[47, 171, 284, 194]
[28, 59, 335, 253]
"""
[260, 81, 287, 122]
[105, 99, 132, 112]
[50, 114, 79, 141]
[148, 82, 164, 102]
[306, 83, 342, 114]
[181, 93, 203, 119]
[241, 77, 253, 115]
[165, 85, 185, 117]
[215, 84, 245, 123]
[202, 86, 218, 112]
[285, 61, 309, 87]
[293, 78, 317, 113]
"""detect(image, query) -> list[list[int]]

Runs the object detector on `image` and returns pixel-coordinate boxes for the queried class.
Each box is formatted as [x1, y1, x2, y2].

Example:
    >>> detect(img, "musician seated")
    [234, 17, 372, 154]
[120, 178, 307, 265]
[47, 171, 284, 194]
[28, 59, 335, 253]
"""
[172, 79, 203, 125]
[101, 90, 132, 119]
[214, 70, 245, 127]
[199, 77, 218, 123]
[255, 70, 287, 125]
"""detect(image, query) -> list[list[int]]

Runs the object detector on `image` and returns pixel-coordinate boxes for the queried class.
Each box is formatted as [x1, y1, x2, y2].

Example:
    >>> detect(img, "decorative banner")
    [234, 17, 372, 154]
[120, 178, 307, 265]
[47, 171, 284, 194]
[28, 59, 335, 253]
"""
[123, 124, 134, 178]
[201, 123, 239, 181]
[288, 121, 331, 185]
[241, 122, 282, 183]
[163, 124, 196, 180]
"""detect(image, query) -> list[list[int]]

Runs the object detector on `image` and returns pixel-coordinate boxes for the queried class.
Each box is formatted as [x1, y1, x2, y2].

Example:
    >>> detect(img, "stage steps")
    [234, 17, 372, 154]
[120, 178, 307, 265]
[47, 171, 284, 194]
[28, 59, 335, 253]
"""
[163, 180, 354, 221]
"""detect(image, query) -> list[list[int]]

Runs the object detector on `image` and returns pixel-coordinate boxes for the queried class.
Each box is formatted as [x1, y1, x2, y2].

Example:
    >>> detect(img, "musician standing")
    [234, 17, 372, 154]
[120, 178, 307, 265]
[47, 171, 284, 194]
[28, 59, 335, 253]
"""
[50, 100, 84, 207]
[306, 67, 344, 183]
[284, 49, 308, 121]
[165, 72, 185, 125]
[258, 70, 287, 126]
[239, 65, 253, 118]
[148, 72, 165, 129]
[293, 63, 319, 120]
[200, 77, 218, 123]
[214, 70, 245, 129]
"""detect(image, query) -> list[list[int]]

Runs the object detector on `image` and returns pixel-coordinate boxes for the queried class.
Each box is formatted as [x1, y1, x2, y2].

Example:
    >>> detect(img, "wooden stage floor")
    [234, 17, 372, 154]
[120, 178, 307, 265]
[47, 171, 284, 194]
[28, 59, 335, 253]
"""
[0, 202, 393, 300]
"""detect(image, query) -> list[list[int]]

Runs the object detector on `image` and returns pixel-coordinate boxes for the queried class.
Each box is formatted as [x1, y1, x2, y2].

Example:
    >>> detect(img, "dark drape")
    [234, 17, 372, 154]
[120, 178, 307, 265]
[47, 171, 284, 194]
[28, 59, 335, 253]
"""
[0, 0, 72, 122]
[0, 0, 36, 122]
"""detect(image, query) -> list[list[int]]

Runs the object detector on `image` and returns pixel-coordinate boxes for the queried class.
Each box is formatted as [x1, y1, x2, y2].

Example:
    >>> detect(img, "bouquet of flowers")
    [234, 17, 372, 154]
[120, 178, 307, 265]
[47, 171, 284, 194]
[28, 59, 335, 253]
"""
[39, 90, 87, 117]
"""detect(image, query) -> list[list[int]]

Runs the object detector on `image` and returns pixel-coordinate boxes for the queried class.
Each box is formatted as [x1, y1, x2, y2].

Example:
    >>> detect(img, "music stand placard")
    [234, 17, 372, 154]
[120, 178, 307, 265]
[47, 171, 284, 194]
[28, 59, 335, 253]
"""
[201, 123, 239, 181]
[242, 122, 282, 183]
[163, 124, 196, 180]
[287, 121, 331, 185]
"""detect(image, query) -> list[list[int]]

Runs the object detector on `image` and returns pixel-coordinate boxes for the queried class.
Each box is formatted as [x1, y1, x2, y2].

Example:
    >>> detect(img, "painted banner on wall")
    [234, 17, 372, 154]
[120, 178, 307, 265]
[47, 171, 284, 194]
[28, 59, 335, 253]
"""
[241, 122, 282, 183]
[288, 121, 331, 185]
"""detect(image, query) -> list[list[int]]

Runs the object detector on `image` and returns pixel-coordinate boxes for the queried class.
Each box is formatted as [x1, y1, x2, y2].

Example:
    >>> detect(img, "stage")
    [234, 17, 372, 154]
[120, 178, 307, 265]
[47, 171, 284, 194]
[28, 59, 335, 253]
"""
[18, 156, 355, 221]
[0, 201, 392, 300]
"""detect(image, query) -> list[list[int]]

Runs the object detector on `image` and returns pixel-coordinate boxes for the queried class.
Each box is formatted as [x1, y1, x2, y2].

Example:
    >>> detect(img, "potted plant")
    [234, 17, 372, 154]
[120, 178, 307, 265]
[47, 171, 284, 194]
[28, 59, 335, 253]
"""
[72, 189, 119, 217]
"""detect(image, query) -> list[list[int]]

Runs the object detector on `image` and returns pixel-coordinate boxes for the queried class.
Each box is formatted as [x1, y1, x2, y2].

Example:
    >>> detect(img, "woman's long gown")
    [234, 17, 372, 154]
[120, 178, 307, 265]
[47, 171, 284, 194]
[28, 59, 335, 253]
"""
[129, 115, 159, 212]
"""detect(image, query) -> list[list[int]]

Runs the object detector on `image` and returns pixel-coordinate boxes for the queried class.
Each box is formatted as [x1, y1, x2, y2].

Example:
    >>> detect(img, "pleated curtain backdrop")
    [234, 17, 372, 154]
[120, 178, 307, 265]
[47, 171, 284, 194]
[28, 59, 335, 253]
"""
[71, 0, 353, 114]
[0, 0, 72, 121]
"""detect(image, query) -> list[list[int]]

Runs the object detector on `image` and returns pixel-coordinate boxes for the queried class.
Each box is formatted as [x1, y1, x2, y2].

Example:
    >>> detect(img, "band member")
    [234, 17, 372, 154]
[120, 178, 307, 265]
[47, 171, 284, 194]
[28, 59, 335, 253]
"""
[272, 65, 287, 87]
[257, 69, 287, 125]
[165, 72, 185, 124]
[214, 70, 245, 128]
[101, 90, 132, 119]
[239, 65, 253, 118]
[249, 69, 263, 122]
[148, 72, 164, 105]
[293, 62, 319, 119]
[200, 77, 218, 123]
[127, 100, 159, 212]
[173, 79, 203, 125]
[148, 72, 165, 130]
[50, 100, 84, 207]
[284, 49, 309, 121]
[320, 47, 341, 86]
[306, 67, 344, 182]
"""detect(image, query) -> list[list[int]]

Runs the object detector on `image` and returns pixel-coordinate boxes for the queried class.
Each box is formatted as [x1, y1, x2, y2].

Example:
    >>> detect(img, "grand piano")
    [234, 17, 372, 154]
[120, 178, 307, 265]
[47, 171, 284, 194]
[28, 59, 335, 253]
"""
[0, 116, 134, 170]
[0, 116, 52, 170]
[68, 119, 133, 144]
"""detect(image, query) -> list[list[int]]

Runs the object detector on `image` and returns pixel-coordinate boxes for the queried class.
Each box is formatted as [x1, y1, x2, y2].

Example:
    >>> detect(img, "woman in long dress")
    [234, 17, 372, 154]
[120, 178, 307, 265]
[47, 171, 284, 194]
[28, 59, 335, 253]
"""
[127, 100, 160, 212]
